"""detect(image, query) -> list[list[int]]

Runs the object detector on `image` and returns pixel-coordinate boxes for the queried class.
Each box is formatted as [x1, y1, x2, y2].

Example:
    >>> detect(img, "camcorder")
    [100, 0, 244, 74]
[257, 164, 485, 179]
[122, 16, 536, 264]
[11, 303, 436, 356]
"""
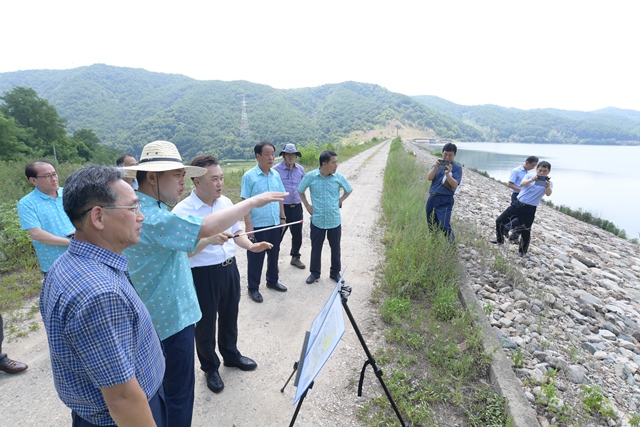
[534, 175, 550, 186]
[437, 160, 451, 171]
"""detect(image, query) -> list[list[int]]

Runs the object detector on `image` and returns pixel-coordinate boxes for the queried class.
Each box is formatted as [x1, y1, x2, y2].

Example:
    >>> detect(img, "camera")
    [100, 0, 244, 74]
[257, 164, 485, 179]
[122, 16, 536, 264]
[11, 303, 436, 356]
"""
[437, 160, 450, 171]
[534, 175, 550, 186]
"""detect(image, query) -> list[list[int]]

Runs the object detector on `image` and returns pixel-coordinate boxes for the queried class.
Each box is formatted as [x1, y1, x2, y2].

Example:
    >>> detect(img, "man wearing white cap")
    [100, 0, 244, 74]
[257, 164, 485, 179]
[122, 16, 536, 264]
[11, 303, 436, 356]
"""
[122, 140, 286, 427]
[273, 143, 306, 270]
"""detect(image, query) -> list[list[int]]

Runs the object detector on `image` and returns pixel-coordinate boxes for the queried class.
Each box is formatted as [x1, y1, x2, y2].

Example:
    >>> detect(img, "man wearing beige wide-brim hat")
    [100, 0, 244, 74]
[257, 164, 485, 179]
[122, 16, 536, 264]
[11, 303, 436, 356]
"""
[122, 140, 287, 427]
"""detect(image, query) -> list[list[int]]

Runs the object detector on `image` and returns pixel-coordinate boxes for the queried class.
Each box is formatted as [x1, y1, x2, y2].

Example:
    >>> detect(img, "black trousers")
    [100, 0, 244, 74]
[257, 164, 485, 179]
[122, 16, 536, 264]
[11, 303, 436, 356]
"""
[283, 203, 304, 257]
[496, 202, 537, 255]
[309, 223, 341, 279]
[247, 226, 282, 290]
[191, 260, 241, 373]
[162, 325, 195, 427]
[504, 192, 522, 235]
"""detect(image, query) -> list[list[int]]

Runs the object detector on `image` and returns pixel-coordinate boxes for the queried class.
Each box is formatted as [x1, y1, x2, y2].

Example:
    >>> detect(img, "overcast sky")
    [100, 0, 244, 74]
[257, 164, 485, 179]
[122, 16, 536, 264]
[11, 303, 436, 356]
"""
[3, 1, 637, 112]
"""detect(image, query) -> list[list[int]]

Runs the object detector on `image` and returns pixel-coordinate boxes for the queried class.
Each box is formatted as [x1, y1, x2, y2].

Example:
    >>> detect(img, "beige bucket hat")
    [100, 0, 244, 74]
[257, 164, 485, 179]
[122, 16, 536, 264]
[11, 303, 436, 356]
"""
[122, 140, 207, 178]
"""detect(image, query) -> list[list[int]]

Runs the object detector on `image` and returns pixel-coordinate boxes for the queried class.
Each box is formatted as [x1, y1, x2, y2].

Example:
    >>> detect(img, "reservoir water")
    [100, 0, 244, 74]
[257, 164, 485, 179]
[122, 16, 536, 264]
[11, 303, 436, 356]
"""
[417, 142, 639, 238]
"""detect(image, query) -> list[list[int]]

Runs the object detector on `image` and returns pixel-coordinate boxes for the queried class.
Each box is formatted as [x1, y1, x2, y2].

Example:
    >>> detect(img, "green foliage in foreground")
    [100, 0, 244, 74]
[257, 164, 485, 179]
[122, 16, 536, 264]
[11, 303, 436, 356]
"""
[0, 202, 42, 325]
[360, 137, 509, 426]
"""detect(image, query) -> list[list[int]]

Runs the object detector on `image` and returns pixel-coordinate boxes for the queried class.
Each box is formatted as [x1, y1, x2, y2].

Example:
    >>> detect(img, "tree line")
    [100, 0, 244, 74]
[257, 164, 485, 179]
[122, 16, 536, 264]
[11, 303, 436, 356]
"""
[0, 87, 119, 163]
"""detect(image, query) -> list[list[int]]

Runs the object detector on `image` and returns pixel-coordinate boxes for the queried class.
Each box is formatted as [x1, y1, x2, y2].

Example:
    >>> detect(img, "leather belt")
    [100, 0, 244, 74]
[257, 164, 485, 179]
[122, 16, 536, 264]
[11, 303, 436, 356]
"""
[287, 203, 300, 208]
[214, 257, 234, 267]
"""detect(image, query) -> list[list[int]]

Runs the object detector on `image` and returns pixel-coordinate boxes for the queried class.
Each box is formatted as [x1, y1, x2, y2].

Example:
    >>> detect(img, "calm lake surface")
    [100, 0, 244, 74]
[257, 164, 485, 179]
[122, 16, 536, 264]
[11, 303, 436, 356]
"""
[418, 142, 639, 237]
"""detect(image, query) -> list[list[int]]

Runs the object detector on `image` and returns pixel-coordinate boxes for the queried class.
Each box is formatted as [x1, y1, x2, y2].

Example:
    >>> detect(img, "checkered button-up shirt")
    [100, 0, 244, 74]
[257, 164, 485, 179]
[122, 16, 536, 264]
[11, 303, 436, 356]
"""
[41, 239, 164, 426]
[297, 169, 352, 229]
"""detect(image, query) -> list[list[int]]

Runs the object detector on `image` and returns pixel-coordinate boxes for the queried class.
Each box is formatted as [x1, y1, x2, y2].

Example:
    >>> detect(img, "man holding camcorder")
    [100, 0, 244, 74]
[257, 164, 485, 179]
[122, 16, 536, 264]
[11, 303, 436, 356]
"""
[425, 143, 462, 241]
[493, 161, 553, 256]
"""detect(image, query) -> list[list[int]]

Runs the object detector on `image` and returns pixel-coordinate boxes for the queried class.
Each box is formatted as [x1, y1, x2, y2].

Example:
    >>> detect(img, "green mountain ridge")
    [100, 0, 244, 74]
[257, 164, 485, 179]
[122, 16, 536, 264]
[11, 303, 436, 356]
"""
[1, 65, 638, 161]
[413, 95, 640, 144]
[0, 64, 480, 159]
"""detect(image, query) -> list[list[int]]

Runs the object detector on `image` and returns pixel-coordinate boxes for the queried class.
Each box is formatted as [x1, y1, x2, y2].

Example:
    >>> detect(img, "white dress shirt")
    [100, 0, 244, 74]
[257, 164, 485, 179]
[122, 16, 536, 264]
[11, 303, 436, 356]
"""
[172, 191, 241, 268]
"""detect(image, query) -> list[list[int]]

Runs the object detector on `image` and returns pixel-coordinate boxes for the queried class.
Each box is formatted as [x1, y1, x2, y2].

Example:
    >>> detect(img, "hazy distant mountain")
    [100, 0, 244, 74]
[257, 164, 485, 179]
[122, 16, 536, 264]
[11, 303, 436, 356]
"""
[413, 95, 640, 144]
[0, 64, 481, 159]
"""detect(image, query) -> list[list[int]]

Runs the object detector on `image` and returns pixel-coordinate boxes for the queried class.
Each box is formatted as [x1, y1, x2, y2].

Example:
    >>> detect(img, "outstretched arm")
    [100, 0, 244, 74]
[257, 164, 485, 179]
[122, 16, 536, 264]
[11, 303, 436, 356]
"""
[198, 192, 287, 239]
[234, 234, 272, 253]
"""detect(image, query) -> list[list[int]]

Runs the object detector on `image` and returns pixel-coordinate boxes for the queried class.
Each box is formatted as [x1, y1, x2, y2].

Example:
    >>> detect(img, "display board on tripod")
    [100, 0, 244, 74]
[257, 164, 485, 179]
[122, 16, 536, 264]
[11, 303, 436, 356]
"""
[293, 277, 346, 404]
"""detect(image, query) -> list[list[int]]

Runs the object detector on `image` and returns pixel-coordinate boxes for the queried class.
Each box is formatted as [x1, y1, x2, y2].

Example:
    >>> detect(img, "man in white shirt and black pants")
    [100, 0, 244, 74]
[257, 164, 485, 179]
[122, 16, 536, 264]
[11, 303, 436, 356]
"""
[172, 155, 272, 394]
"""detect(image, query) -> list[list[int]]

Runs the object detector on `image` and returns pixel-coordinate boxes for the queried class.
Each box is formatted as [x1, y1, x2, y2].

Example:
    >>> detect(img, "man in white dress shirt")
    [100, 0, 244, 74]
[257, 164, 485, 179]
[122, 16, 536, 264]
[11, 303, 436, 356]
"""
[172, 154, 272, 394]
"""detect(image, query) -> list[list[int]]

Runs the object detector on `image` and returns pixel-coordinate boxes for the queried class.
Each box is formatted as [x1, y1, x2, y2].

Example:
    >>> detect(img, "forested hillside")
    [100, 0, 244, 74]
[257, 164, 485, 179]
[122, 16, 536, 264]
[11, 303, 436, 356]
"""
[414, 95, 640, 145]
[3, 65, 637, 163]
[0, 64, 480, 160]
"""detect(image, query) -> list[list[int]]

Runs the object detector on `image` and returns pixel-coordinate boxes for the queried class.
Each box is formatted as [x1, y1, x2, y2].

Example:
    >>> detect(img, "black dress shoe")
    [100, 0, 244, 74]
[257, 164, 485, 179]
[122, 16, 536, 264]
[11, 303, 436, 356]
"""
[489, 239, 504, 245]
[224, 355, 257, 371]
[305, 274, 318, 284]
[0, 358, 28, 374]
[205, 370, 224, 393]
[329, 273, 344, 284]
[248, 290, 263, 303]
[266, 282, 287, 292]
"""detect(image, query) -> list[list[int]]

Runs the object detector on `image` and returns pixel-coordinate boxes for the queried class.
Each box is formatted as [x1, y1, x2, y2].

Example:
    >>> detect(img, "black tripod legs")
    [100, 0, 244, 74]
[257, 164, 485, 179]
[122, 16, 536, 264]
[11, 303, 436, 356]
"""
[342, 294, 408, 427]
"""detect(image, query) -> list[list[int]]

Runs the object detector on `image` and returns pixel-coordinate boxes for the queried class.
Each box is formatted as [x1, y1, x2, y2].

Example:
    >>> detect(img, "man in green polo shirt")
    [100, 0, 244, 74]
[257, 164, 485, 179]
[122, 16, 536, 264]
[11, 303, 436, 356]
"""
[298, 150, 352, 285]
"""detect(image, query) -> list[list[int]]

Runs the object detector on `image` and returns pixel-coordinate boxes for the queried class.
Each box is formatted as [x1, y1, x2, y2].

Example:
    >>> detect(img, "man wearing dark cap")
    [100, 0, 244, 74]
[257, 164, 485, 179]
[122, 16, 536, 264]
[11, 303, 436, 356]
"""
[273, 144, 306, 270]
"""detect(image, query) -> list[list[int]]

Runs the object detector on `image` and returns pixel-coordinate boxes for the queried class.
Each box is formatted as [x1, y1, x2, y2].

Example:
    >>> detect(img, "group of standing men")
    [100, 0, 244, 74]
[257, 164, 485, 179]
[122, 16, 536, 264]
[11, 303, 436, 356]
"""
[10, 139, 352, 427]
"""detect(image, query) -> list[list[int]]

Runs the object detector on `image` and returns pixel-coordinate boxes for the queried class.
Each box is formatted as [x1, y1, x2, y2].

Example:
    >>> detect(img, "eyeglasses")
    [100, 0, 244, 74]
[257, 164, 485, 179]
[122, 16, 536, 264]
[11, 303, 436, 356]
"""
[79, 204, 141, 217]
[36, 172, 58, 180]
[103, 204, 142, 215]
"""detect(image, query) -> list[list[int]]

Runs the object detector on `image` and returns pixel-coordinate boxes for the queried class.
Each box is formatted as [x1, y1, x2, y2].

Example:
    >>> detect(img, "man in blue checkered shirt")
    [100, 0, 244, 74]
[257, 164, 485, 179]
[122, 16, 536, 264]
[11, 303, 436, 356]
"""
[41, 166, 167, 427]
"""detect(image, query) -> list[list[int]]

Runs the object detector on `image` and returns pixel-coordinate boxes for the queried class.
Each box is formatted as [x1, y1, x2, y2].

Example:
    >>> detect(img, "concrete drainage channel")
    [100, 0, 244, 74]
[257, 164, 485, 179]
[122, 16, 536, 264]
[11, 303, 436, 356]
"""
[458, 279, 541, 427]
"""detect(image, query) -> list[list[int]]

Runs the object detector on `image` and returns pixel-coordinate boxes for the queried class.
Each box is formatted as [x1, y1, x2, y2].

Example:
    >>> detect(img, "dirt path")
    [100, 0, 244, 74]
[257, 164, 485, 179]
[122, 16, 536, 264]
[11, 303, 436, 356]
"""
[0, 141, 391, 427]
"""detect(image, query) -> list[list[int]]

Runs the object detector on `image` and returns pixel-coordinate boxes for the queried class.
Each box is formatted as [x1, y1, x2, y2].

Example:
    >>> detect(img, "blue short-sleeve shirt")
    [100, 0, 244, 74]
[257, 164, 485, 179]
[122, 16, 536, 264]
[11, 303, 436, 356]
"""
[517, 171, 553, 206]
[428, 162, 463, 196]
[17, 187, 75, 272]
[297, 169, 352, 229]
[240, 165, 285, 227]
[40, 239, 164, 426]
[508, 165, 528, 193]
[123, 192, 203, 340]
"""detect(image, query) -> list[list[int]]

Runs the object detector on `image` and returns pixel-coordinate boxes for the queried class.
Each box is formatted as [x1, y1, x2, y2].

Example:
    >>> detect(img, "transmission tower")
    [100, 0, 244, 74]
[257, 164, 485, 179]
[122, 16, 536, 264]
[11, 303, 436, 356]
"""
[239, 94, 249, 141]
